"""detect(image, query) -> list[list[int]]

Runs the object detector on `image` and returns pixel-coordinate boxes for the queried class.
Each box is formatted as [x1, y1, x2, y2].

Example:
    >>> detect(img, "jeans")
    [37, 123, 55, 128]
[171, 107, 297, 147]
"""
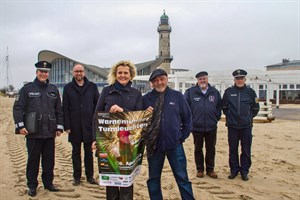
[228, 127, 252, 176]
[147, 143, 194, 200]
[192, 129, 217, 173]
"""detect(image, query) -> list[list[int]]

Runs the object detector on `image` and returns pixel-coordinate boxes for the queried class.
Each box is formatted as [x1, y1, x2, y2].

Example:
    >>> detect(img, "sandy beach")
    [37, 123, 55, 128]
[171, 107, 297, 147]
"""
[0, 96, 299, 200]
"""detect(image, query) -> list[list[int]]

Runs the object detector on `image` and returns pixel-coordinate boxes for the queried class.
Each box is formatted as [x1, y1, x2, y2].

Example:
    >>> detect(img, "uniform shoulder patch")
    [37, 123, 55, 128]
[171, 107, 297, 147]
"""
[255, 98, 259, 103]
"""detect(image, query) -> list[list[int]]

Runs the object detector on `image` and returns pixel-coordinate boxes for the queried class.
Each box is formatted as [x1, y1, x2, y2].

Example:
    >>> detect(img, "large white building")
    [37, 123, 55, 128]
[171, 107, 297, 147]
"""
[38, 11, 173, 94]
[38, 11, 299, 104]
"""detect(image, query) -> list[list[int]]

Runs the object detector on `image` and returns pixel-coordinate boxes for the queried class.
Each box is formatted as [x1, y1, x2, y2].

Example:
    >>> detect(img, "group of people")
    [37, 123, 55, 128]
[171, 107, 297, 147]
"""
[13, 60, 259, 199]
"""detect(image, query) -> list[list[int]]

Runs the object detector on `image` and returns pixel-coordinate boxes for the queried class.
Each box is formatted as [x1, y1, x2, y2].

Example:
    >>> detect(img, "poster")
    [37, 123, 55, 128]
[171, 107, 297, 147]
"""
[94, 110, 152, 187]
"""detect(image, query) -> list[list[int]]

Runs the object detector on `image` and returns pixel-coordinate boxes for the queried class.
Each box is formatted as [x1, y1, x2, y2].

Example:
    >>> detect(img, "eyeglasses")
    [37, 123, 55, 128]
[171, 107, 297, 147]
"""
[74, 70, 84, 73]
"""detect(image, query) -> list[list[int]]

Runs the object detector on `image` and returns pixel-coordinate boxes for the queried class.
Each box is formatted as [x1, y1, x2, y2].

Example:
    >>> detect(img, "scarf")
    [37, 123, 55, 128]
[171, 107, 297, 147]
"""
[143, 91, 165, 157]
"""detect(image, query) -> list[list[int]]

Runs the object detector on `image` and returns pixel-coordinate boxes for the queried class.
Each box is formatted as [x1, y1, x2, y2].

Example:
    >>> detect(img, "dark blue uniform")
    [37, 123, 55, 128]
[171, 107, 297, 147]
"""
[13, 78, 63, 190]
[222, 84, 259, 177]
[184, 83, 222, 174]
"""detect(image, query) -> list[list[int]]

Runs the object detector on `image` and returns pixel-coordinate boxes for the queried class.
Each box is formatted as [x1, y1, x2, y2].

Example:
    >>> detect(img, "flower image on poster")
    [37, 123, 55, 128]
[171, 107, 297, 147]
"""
[94, 110, 152, 187]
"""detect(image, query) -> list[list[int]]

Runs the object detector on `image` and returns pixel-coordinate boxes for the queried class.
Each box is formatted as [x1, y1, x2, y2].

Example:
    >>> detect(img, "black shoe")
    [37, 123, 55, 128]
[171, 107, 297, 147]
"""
[241, 174, 249, 181]
[45, 185, 59, 192]
[28, 188, 36, 197]
[228, 173, 238, 179]
[87, 178, 98, 185]
[73, 178, 80, 186]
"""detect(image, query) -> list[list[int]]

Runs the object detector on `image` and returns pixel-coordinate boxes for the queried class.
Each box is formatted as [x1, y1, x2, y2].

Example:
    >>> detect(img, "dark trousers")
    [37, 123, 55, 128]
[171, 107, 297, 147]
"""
[26, 138, 55, 189]
[71, 142, 94, 180]
[228, 127, 252, 176]
[192, 129, 217, 173]
[106, 185, 133, 200]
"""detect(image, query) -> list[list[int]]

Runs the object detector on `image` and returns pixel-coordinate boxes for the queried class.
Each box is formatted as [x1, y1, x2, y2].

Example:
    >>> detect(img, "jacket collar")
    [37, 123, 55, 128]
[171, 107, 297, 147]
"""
[110, 81, 132, 93]
[194, 83, 212, 94]
[71, 76, 90, 93]
[34, 77, 49, 87]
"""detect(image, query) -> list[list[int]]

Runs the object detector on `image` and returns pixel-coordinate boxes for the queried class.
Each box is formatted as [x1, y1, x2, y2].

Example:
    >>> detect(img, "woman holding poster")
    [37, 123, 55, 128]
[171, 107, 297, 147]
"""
[93, 60, 143, 200]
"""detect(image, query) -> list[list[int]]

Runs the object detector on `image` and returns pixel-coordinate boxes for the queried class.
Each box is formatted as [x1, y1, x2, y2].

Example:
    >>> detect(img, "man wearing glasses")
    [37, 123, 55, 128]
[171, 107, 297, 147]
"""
[63, 64, 99, 186]
[222, 69, 259, 181]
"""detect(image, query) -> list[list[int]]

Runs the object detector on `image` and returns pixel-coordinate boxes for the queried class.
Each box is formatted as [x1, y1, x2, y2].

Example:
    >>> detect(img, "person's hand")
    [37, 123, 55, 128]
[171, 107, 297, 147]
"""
[92, 141, 97, 150]
[109, 104, 124, 113]
[65, 129, 71, 134]
[19, 127, 28, 135]
[147, 106, 153, 113]
[56, 131, 62, 137]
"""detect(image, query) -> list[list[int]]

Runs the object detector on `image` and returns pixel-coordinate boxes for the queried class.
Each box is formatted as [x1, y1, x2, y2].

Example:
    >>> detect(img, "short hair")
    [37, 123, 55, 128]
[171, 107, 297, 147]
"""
[107, 60, 137, 85]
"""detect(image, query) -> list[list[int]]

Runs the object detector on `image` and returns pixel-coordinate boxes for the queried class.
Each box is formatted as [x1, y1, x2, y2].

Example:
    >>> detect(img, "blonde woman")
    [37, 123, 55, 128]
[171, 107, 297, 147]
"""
[94, 60, 142, 200]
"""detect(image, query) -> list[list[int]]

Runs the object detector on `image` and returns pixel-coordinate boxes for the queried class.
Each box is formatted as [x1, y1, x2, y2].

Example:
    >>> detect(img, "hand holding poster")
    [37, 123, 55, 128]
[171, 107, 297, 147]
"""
[94, 110, 152, 187]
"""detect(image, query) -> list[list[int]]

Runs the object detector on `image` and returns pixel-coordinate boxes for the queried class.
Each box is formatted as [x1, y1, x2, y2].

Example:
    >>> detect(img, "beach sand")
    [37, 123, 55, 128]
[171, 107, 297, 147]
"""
[0, 97, 299, 200]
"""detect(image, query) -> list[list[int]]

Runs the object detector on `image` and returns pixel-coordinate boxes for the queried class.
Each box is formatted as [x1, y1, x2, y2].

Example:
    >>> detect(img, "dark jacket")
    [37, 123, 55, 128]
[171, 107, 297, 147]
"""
[13, 78, 63, 138]
[63, 77, 99, 143]
[222, 84, 260, 129]
[93, 82, 143, 139]
[142, 87, 192, 152]
[184, 84, 222, 132]
[95, 82, 143, 112]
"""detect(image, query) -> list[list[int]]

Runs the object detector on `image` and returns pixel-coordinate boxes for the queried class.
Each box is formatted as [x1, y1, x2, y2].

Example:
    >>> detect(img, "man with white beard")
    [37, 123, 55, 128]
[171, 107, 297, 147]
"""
[184, 71, 222, 179]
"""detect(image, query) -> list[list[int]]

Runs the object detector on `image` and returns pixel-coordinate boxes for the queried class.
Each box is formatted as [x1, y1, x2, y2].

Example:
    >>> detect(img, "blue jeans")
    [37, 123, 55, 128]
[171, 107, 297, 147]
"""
[147, 143, 194, 200]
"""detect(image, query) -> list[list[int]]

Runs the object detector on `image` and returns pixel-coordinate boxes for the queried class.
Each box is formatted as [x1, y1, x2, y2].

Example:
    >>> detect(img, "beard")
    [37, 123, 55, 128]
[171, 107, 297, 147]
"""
[199, 83, 207, 89]
[75, 76, 83, 81]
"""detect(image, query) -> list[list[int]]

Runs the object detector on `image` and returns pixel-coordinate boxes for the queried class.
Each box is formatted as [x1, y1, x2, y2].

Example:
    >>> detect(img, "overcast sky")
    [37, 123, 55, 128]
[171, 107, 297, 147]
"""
[1, 0, 299, 89]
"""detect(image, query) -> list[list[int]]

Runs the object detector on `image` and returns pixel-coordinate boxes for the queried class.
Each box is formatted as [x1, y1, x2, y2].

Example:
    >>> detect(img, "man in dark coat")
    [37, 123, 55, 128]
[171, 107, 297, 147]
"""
[63, 64, 99, 186]
[13, 61, 63, 197]
[223, 69, 260, 181]
[143, 68, 194, 200]
[184, 71, 222, 179]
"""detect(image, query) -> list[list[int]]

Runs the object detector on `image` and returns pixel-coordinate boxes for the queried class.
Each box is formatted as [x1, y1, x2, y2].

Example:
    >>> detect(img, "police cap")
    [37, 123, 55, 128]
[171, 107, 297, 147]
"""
[195, 71, 208, 78]
[35, 61, 52, 71]
[149, 68, 167, 81]
[232, 69, 247, 78]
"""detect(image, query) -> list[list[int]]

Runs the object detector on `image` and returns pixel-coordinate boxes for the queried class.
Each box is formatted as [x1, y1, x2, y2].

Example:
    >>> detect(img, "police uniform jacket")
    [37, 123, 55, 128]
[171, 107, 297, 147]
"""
[13, 78, 64, 138]
[184, 83, 222, 132]
[222, 84, 259, 129]
[63, 77, 99, 143]
[142, 87, 192, 152]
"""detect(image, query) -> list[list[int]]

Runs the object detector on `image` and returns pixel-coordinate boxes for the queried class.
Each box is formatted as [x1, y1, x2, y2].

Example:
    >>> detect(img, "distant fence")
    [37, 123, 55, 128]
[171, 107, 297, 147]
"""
[221, 101, 275, 123]
[254, 101, 275, 123]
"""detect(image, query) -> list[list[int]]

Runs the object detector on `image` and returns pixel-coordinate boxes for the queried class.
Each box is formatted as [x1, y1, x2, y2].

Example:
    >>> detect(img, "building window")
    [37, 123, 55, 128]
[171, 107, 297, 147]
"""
[290, 84, 294, 89]
[283, 84, 287, 89]
[259, 85, 264, 89]
[296, 84, 300, 89]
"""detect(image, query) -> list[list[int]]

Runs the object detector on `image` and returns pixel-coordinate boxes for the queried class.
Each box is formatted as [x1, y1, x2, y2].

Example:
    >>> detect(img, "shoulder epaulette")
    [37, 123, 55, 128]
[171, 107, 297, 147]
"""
[49, 83, 58, 88]
[23, 82, 33, 87]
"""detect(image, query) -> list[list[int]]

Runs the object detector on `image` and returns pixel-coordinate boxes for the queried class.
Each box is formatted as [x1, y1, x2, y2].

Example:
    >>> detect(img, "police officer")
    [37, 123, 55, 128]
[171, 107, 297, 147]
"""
[184, 71, 222, 179]
[13, 61, 63, 197]
[222, 69, 259, 181]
